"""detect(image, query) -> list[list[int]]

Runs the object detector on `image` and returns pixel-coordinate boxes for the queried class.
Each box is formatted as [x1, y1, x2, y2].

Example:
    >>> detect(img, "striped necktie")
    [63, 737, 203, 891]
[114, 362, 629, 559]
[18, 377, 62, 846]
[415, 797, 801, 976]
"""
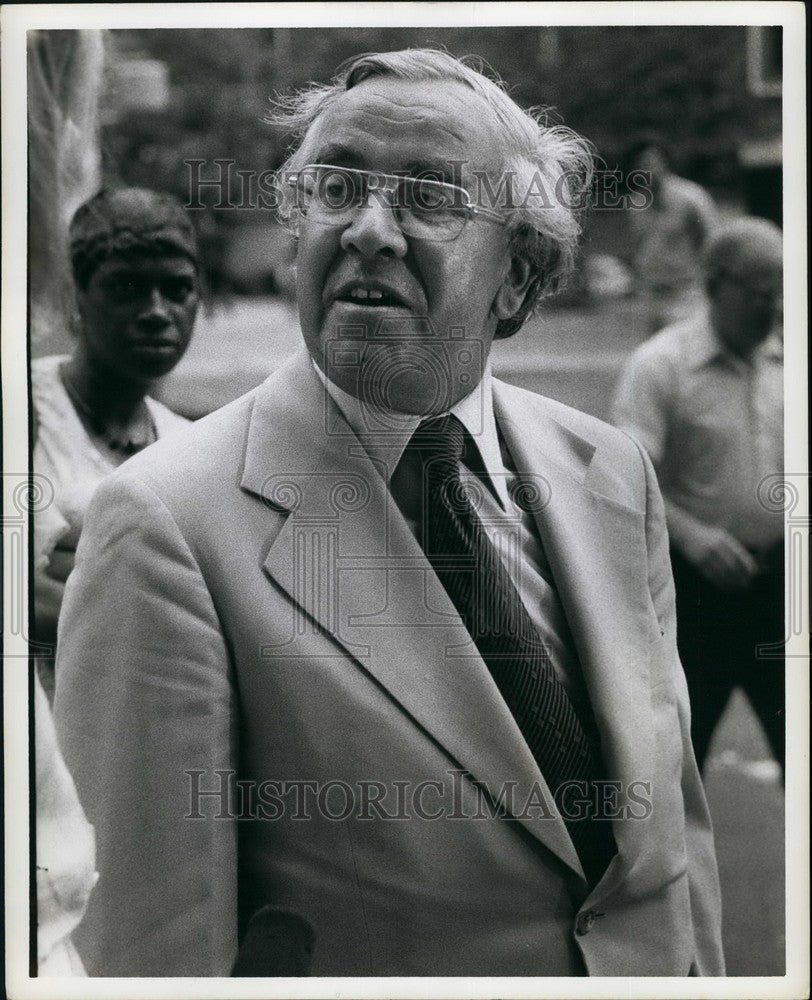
[403, 413, 616, 887]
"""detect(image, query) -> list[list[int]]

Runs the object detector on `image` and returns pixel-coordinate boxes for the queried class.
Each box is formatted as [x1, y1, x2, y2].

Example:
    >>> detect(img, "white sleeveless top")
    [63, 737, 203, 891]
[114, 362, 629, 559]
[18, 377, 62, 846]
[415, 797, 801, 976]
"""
[32, 355, 190, 568]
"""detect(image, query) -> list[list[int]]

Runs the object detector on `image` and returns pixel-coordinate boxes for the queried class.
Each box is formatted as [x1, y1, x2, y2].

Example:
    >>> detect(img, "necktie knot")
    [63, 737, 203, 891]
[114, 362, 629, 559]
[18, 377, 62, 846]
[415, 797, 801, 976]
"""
[411, 414, 465, 463]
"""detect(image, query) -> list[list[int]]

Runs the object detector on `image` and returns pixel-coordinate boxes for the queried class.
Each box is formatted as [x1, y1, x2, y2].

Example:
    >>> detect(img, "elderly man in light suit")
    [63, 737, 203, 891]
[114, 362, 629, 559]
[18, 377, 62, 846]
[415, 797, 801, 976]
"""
[54, 49, 724, 977]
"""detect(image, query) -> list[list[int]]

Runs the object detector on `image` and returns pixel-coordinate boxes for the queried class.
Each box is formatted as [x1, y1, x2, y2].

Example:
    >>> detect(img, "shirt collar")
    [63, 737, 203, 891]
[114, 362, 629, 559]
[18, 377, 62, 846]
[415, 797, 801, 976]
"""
[312, 358, 509, 509]
[687, 308, 784, 370]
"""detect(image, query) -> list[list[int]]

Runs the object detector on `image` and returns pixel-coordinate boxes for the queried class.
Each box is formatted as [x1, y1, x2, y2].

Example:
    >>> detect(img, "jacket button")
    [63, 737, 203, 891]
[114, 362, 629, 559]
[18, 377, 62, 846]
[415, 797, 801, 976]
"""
[575, 909, 600, 935]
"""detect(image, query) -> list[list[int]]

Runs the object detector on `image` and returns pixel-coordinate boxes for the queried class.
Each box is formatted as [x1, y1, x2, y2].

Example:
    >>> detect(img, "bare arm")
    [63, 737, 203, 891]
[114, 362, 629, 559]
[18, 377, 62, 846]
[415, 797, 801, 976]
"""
[663, 497, 758, 589]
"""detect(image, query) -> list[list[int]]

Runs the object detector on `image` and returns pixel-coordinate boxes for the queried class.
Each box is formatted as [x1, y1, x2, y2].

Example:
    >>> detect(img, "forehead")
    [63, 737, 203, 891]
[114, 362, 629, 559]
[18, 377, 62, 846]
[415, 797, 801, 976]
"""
[93, 253, 197, 277]
[303, 77, 504, 178]
[635, 145, 667, 162]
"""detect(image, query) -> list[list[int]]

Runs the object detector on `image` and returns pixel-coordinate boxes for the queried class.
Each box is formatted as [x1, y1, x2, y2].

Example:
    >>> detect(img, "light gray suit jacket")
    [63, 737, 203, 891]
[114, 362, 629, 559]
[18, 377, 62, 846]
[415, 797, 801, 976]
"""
[54, 348, 724, 976]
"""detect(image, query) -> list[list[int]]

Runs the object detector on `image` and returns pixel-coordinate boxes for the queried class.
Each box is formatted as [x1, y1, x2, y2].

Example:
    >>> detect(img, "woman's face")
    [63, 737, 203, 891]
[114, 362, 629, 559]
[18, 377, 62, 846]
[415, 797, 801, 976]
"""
[75, 252, 199, 382]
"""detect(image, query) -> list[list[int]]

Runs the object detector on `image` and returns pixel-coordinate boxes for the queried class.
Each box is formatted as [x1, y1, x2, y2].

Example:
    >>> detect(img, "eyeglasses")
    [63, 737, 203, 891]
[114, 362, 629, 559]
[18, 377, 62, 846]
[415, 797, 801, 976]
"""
[286, 164, 507, 243]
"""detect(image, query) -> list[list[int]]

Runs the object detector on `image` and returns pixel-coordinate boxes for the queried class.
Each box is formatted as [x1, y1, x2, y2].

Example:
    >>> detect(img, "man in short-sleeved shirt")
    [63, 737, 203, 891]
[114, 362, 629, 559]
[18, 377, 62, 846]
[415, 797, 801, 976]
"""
[613, 216, 784, 773]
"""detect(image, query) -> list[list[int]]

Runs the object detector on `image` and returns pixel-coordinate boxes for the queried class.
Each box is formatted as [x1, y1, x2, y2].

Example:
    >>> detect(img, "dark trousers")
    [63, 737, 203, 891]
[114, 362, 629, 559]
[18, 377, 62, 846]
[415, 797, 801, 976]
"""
[670, 547, 785, 775]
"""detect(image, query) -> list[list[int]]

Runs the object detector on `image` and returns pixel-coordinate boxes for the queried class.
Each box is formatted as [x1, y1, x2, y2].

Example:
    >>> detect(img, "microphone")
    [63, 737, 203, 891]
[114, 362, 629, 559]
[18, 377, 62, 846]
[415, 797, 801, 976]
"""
[231, 906, 315, 976]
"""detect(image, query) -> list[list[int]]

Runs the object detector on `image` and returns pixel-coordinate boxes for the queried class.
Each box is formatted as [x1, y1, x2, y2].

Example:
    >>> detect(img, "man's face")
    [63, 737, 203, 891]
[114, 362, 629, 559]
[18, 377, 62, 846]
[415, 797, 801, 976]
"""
[294, 77, 524, 416]
[76, 253, 199, 381]
[633, 146, 669, 189]
[709, 254, 783, 357]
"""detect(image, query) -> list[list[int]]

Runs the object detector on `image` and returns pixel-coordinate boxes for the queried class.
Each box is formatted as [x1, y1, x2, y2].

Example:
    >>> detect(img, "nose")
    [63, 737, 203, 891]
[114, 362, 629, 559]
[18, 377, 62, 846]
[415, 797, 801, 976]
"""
[137, 286, 172, 328]
[339, 189, 408, 259]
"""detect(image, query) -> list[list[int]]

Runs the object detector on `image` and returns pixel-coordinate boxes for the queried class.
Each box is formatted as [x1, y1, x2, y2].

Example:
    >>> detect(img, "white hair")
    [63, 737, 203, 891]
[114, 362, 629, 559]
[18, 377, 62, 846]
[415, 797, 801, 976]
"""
[267, 48, 595, 338]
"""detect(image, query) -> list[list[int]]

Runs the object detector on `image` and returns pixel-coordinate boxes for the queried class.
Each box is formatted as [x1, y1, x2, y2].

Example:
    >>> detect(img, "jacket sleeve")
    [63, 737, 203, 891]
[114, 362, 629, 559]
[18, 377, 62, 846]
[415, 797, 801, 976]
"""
[636, 437, 726, 975]
[53, 472, 239, 976]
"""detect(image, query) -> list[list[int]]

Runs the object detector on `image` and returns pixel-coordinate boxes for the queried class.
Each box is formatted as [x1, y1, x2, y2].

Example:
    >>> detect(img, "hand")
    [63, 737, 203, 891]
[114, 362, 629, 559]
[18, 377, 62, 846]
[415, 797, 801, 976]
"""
[33, 542, 77, 645]
[33, 566, 65, 647]
[46, 543, 76, 584]
[682, 525, 759, 590]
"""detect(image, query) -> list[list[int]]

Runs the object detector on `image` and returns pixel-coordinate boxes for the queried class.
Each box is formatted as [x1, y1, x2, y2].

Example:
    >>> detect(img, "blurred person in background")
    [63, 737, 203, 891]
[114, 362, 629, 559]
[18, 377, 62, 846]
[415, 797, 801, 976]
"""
[612, 216, 784, 777]
[32, 186, 200, 700]
[626, 134, 718, 334]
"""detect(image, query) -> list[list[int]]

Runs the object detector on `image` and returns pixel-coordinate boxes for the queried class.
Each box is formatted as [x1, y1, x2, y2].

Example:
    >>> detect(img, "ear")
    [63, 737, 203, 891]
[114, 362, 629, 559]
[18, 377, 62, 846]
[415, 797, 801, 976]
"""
[74, 286, 89, 324]
[492, 254, 534, 321]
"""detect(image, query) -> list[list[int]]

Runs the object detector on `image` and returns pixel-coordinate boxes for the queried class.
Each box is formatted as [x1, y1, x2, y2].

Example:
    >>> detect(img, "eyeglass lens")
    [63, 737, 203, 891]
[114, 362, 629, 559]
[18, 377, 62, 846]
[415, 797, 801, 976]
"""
[295, 166, 469, 242]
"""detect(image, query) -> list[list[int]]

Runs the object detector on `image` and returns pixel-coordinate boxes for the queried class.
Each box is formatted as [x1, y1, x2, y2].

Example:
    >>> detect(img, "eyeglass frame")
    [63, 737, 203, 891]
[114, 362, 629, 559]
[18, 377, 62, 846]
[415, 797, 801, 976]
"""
[285, 163, 508, 240]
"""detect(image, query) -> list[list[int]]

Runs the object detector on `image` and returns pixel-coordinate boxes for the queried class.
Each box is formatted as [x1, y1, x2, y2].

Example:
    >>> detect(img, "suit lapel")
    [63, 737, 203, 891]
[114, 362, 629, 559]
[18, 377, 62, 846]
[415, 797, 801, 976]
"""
[240, 351, 586, 880]
[494, 380, 657, 868]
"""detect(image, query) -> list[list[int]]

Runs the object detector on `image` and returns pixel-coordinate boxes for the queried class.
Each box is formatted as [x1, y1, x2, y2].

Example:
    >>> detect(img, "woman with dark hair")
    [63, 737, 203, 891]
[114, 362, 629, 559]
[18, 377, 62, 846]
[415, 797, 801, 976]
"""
[32, 186, 200, 685]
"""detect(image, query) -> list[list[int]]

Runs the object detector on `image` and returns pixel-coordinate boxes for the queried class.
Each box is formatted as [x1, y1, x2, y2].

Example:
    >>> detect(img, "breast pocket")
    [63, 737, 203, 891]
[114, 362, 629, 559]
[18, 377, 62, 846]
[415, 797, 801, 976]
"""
[673, 377, 740, 493]
[680, 421, 736, 493]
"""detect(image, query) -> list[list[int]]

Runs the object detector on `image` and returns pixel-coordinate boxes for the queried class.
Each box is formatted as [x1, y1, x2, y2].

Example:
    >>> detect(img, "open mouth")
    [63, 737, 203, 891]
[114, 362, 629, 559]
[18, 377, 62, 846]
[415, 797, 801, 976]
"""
[336, 286, 410, 308]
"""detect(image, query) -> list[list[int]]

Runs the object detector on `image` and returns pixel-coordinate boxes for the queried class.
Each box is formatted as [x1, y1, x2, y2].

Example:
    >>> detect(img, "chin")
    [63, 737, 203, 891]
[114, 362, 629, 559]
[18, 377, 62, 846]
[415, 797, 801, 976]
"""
[359, 376, 467, 416]
[367, 354, 477, 416]
[127, 360, 179, 383]
[741, 326, 773, 351]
